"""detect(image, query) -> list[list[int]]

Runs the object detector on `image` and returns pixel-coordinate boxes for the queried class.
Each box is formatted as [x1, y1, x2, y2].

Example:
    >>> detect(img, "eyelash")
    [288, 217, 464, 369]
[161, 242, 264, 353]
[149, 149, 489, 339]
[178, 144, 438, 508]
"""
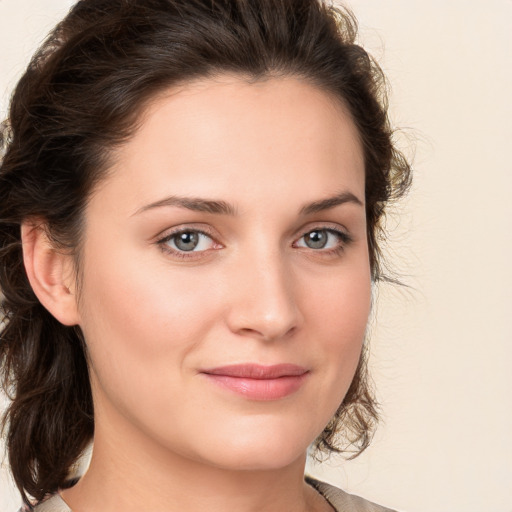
[293, 226, 353, 257]
[156, 225, 353, 260]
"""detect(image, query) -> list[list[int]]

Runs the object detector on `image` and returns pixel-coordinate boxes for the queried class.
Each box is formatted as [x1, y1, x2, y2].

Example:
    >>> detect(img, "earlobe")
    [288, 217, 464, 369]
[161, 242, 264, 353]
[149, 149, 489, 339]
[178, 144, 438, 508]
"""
[21, 220, 81, 326]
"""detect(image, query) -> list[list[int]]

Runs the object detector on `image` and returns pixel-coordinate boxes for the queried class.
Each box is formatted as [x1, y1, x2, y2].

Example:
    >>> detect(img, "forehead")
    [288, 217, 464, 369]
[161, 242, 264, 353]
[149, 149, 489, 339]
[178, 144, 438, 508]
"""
[98, 74, 365, 212]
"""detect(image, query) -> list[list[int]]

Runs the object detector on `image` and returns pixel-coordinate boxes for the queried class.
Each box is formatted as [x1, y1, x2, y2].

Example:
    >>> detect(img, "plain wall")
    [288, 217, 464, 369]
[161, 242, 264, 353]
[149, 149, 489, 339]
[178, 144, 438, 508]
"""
[1, 1, 511, 511]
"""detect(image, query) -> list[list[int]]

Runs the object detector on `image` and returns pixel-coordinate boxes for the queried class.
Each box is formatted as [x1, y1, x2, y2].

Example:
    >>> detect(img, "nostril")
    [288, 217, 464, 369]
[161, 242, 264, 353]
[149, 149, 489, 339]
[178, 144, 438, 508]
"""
[230, 307, 300, 341]
[238, 324, 297, 341]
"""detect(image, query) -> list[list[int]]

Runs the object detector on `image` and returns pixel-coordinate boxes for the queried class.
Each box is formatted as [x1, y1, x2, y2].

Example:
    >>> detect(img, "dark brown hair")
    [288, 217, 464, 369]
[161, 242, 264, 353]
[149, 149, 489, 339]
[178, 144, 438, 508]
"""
[0, 0, 411, 506]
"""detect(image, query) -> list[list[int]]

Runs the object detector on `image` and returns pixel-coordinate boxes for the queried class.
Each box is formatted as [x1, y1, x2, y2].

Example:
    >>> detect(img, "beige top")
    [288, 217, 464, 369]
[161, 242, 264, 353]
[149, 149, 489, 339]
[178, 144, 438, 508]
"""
[25, 476, 398, 512]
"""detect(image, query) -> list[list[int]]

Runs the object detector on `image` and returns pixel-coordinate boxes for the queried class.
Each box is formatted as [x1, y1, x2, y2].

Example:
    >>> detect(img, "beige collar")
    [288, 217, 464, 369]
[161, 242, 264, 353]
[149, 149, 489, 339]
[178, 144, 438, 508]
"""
[31, 477, 396, 512]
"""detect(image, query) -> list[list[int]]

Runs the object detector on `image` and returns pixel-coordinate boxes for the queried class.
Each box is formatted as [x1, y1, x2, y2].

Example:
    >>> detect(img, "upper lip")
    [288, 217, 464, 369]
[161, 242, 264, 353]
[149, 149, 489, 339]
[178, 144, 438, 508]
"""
[201, 364, 309, 379]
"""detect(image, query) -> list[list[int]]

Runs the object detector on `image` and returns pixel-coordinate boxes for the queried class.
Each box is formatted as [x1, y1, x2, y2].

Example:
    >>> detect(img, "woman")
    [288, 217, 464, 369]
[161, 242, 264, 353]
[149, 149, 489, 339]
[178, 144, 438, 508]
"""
[0, 0, 411, 511]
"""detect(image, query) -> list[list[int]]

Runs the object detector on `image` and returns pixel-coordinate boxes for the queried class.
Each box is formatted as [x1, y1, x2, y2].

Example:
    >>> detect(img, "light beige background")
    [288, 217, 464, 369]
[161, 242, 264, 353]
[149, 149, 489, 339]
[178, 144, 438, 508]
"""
[1, 1, 511, 511]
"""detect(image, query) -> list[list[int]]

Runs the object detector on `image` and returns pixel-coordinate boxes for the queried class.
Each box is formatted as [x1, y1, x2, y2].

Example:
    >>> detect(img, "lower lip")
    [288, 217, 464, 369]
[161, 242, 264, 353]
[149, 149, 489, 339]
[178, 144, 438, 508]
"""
[203, 373, 308, 400]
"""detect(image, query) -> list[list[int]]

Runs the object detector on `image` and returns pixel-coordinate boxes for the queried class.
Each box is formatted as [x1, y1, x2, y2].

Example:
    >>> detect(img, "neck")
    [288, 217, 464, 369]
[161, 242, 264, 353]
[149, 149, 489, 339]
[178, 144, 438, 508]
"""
[61, 407, 330, 512]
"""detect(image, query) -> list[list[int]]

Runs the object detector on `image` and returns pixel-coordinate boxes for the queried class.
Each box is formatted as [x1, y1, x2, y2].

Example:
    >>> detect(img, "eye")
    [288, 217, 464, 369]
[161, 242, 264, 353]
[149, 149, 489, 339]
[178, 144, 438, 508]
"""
[158, 229, 218, 254]
[294, 228, 350, 251]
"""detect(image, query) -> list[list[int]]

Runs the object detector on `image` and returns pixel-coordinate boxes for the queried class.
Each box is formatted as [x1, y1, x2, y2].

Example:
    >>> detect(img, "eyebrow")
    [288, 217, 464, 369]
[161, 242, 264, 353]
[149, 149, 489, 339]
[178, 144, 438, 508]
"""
[134, 190, 363, 217]
[134, 196, 237, 216]
[299, 191, 363, 215]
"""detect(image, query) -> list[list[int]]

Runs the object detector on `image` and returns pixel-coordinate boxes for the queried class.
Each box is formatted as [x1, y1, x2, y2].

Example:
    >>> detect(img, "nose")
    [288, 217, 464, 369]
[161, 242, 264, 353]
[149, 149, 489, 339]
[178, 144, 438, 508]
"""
[224, 249, 303, 342]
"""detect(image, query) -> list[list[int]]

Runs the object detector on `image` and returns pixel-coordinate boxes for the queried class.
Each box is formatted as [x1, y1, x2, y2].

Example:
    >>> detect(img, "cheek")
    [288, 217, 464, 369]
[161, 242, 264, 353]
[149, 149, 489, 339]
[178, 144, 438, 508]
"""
[301, 259, 372, 404]
[81, 243, 215, 340]
[76, 243, 223, 404]
[307, 261, 371, 350]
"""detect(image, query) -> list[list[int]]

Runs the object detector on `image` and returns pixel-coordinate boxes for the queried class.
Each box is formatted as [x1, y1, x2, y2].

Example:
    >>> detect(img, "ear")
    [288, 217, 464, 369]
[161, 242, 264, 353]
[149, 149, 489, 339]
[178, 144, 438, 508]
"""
[21, 220, 81, 326]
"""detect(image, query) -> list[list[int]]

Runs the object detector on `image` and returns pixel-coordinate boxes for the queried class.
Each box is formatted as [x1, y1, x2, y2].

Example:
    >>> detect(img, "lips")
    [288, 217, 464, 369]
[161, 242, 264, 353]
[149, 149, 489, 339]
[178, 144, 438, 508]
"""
[200, 364, 309, 400]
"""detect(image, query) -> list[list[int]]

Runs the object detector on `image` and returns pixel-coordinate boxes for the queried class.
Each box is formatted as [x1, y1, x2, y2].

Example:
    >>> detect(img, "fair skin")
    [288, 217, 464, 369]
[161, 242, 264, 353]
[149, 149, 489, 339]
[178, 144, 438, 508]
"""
[22, 75, 370, 512]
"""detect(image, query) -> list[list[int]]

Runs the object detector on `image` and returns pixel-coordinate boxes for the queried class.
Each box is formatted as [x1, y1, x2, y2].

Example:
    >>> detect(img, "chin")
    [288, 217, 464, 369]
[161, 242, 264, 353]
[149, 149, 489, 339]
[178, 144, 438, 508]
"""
[188, 424, 314, 472]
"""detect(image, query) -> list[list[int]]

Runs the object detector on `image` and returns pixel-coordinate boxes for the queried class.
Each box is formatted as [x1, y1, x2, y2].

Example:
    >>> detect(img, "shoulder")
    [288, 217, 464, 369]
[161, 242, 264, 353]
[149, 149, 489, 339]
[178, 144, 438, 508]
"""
[306, 475, 399, 512]
[17, 493, 71, 512]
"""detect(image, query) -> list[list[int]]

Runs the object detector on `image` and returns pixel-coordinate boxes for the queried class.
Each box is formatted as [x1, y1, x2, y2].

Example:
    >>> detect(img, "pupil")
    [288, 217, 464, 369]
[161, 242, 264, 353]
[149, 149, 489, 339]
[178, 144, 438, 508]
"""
[175, 232, 199, 251]
[306, 230, 327, 249]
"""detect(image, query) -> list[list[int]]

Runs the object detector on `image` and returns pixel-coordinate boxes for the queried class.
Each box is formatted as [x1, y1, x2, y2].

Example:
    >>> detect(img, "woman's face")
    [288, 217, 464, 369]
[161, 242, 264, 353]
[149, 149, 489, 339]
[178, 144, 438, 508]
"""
[76, 75, 371, 470]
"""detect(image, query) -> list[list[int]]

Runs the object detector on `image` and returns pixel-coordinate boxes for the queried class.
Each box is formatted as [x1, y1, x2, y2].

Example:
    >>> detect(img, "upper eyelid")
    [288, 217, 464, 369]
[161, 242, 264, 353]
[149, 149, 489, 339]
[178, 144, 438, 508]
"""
[155, 224, 218, 242]
[295, 223, 350, 239]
